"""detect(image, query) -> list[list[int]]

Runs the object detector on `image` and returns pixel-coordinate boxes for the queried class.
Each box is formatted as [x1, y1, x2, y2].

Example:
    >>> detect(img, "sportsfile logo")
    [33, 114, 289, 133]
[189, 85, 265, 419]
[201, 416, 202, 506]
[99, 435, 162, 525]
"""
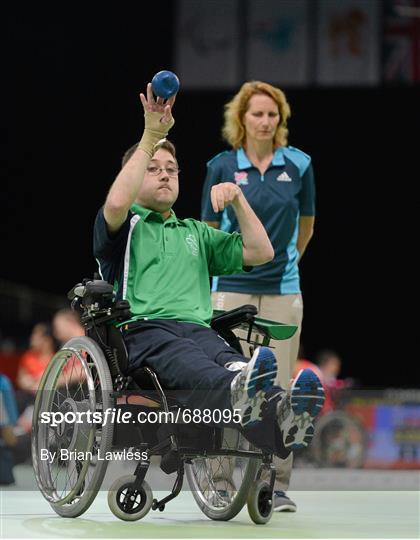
[277, 171, 292, 182]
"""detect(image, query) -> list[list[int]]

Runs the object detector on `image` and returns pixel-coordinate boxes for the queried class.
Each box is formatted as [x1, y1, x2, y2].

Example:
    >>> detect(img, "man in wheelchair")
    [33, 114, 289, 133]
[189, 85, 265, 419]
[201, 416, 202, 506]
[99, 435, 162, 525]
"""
[93, 82, 324, 463]
[32, 82, 325, 524]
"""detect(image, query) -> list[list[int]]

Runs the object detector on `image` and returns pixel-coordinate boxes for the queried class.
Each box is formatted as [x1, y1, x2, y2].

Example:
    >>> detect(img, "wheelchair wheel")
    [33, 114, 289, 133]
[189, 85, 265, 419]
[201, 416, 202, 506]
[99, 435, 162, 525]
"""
[185, 428, 259, 521]
[247, 480, 273, 524]
[310, 411, 366, 468]
[32, 336, 114, 517]
[107, 475, 153, 521]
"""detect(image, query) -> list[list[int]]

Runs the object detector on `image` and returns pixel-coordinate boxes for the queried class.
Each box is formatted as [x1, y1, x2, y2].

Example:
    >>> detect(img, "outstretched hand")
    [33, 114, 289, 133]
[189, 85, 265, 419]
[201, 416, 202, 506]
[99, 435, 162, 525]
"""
[140, 82, 176, 127]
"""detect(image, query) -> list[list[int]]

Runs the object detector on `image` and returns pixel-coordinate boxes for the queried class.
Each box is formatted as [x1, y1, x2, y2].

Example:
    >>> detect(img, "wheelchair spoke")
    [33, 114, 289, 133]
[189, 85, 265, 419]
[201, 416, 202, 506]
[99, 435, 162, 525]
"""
[33, 337, 114, 517]
[186, 425, 259, 520]
[187, 428, 253, 509]
[53, 387, 68, 403]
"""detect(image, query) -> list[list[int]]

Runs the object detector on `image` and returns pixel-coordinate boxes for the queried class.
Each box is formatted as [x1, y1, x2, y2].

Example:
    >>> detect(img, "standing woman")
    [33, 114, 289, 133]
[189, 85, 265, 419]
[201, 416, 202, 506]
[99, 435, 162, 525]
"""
[201, 81, 316, 512]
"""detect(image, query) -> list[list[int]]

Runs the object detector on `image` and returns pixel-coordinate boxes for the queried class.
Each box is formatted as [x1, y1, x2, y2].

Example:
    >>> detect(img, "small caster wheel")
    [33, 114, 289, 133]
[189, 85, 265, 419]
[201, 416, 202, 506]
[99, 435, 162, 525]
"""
[108, 475, 153, 521]
[247, 480, 273, 524]
[152, 499, 166, 512]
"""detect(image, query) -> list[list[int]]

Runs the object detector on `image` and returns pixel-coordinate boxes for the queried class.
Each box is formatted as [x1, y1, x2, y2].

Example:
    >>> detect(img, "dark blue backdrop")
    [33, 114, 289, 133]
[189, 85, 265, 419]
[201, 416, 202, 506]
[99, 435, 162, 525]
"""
[4, 4, 420, 387]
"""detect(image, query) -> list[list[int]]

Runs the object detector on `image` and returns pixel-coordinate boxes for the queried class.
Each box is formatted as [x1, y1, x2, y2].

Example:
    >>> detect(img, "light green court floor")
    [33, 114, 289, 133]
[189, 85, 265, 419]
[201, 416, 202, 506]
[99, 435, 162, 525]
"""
[1, 465, 419, 539]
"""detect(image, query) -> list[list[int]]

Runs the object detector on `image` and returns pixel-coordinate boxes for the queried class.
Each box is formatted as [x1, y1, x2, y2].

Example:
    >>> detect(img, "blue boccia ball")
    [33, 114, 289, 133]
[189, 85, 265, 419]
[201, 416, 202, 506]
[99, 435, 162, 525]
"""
[151, 70, 180, 99]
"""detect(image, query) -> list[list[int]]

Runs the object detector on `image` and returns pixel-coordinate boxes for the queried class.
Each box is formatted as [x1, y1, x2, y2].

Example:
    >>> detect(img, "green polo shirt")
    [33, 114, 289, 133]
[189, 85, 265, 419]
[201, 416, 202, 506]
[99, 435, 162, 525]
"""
[93, 203, 245, 327]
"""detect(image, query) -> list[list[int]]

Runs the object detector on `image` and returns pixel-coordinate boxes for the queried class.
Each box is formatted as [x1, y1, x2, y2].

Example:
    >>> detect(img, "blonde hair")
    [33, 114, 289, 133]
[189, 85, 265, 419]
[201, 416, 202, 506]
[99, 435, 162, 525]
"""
[222, 81, 291, 149]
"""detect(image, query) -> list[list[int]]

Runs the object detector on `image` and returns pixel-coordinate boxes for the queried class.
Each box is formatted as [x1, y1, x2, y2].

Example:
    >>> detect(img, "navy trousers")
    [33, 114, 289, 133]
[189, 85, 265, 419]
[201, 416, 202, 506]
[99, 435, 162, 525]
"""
[123, 319, 289, 458]
[124, 320, 242, 414]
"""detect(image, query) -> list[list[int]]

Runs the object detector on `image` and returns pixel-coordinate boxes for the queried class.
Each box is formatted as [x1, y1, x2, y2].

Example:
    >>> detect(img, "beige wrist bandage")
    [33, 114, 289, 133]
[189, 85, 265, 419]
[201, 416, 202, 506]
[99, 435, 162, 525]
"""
[137, 110, 175, 157]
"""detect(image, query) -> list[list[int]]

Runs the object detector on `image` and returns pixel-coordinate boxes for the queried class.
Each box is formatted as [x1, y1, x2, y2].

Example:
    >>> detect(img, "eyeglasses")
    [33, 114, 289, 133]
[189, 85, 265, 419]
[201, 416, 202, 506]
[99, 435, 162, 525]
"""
[146, 166, 180, 177]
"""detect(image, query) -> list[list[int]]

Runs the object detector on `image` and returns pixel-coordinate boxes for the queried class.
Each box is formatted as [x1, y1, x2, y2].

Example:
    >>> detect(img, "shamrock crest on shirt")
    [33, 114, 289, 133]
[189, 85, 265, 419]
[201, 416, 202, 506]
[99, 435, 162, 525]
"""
[185, 234, 199, 256]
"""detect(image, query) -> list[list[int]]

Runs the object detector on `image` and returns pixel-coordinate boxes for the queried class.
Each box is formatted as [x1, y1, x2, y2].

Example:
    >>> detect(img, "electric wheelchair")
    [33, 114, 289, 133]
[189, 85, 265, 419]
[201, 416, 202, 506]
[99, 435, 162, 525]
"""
[32, 277, 297, 524]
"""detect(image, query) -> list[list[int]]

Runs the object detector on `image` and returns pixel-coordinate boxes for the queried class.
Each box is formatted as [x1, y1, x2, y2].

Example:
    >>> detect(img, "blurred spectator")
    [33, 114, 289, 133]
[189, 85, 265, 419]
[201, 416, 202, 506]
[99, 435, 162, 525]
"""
[0, 341, 20, 389]
[316, 348, 349, 391]
[16, 323, 58, 396]
[53, 308, 87, 389]
[316, 348, 356, 415]
[52, 308, 84, 345]
[0, 374, 18, 484]
[12, 323, 58, 464]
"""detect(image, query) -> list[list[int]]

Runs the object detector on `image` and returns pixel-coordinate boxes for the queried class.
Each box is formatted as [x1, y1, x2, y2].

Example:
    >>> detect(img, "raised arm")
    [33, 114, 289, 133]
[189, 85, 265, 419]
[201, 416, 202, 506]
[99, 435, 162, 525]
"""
[104, 84, 176, 233]
[210, 183, 274, 266]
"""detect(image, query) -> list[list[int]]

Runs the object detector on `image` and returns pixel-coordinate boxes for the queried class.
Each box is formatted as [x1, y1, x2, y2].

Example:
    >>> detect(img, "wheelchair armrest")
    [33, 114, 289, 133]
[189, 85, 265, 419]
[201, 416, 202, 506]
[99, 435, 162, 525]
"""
[210, 304, 258, 332]
[211, 306, 298, 343]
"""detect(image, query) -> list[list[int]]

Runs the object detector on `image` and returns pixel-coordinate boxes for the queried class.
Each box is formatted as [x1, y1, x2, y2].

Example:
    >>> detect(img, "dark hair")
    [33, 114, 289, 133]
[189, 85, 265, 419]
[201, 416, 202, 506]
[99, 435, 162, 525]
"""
[122, 139, 177, 168]
[32, 322, 60, 352]
[316, 349, 340, 367]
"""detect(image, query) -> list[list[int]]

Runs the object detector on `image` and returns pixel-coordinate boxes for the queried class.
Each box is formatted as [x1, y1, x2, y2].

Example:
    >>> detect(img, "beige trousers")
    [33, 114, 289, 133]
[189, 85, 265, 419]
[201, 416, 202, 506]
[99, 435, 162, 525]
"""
[212, 291, 303, 491]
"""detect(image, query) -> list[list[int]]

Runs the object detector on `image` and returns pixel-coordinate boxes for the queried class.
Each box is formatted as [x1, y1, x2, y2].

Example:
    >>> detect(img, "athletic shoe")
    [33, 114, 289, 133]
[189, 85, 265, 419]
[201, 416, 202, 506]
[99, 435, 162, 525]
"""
[273, 490, 297, 512]
[230, 346, 277, 428]
[224, 360, 247, 372]
[277, 368, 325, 450]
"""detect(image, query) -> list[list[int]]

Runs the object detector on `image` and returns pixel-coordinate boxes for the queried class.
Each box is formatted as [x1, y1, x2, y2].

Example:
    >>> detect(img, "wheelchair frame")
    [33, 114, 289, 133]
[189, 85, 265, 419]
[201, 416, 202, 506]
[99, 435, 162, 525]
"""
[32, 278, 297, 524]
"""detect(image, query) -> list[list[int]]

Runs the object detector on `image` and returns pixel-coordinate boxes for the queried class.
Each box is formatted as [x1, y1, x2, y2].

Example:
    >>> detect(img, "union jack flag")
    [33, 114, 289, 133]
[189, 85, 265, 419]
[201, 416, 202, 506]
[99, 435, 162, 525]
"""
[383, 0, 420, 82]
